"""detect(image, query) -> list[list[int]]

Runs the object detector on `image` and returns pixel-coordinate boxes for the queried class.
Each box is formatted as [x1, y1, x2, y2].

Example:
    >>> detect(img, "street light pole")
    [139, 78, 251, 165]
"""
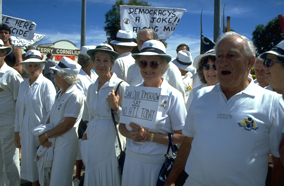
[81, 0, 86, 48]
[213, 0, 221, 42]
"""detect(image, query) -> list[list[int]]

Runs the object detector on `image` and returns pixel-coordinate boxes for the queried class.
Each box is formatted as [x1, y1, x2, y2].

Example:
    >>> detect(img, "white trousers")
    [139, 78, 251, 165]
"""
[0, 124, 20, 186]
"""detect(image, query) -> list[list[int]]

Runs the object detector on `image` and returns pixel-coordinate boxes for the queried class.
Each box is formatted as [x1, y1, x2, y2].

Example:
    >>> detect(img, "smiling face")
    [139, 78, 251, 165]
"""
[215, 35, 254, 92]
[138, 55, 165, 87]
[93, 51, 113, 77]
[264, 54, 284, 89]
[254, 58, 268, 87]
[203, 59, 218, 86]
[25, 63, 41, 80]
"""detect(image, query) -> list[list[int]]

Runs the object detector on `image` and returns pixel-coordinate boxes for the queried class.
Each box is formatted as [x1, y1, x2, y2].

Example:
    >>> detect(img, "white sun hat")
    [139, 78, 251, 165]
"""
[87, 43, 119, 59]
[21, 50, 46, 64]
[80, 45, 96, 56]
[132, 40, 172, 62]
[0, 39, 11, 55]
[50, 57, 81, 75]
[172, 50, 193, 71]
[110, 30, 137, 47]
[193, 49, 216, 68]
[260, 40, 284, 60]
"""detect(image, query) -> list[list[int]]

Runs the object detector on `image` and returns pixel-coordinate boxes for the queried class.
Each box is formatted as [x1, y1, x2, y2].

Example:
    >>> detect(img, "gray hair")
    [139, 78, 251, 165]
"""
[214, 31, 256, 57]
[253, 56, 264, 69]
[57, 70, 79, 85]
[78, 54, 91, 68]
[135, 56, 169, 76]
[22, 62, 45, 74]
[137, 28, 159, 40]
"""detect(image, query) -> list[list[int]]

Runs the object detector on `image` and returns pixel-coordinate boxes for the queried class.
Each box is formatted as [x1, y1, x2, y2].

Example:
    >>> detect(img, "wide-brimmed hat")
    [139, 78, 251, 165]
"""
[260, 40, 284, 60]
[50, 57, 81, 75]
[110, 30, 137, 47]
[0, 39, 11, 55]
[172, 50, 193, 71]
[193, 49, 215, 68]
[21, 50, 46, 64]
[132, 40, 172, 62]
[87, 43, 119, 59]
[81, 45, 96, 56]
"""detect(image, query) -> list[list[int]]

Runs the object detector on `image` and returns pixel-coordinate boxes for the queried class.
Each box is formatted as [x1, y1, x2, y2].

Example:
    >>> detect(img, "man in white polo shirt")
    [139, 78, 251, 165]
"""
[165, 32, 284, 186]
[0, 39, 22, 186]
[110, 30, 137, 81]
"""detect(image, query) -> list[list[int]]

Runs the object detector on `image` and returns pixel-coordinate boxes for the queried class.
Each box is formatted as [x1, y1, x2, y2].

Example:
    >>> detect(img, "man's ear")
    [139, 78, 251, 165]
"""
[248, 56, 256, 70]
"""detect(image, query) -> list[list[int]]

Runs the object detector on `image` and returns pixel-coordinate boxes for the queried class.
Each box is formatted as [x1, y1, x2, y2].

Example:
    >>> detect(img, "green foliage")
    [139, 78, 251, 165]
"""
[252, 16, 284, 56]
[104, 0, 150, 43]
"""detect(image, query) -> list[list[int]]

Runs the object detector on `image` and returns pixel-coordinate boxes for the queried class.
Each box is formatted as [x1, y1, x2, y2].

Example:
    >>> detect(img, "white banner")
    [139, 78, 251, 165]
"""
[2, 15, 36, 40]
[120, 5, 186, 39]
[11, 33, 45, 47]
[120, 86, 161, 129]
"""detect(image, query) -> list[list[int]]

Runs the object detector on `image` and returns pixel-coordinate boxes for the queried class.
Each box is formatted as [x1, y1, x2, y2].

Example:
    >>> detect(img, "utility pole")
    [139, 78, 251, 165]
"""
[0, 0, 2, 24]
[81, 0, 86, 48]
[213, 0, 221, 42]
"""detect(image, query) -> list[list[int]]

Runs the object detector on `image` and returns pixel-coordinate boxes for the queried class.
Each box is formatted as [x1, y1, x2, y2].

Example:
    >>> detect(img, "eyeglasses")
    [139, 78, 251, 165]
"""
[138, 60, 160, 69]
[202, 63, 217, 70]
[263, 59, 282, 68]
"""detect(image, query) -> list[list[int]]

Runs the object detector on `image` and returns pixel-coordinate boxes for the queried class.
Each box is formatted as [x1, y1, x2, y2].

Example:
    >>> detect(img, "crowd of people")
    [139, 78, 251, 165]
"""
[0, 22, 284, 186]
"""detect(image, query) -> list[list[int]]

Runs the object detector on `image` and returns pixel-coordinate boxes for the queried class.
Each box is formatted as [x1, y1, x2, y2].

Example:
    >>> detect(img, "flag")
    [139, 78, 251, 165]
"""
[200, 34, 215, 54]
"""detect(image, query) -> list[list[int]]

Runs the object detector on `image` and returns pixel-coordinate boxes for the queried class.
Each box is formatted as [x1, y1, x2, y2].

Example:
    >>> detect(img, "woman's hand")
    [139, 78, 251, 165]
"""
[38, 133, 52, 148]
[129, 122, 148, 142]
[107, 89, 119, 111]
[14, 132, 21, 148]
[81, 133, 87, 140]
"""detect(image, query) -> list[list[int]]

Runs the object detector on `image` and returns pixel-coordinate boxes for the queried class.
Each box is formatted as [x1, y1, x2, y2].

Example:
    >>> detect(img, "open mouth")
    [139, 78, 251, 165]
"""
[221, 71, 231, 75]
[145, 72, 154, 75]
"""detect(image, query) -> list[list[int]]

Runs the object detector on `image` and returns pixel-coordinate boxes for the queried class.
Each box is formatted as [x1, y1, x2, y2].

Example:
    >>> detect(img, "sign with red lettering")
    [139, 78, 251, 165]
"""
[55, 55, 76, 61]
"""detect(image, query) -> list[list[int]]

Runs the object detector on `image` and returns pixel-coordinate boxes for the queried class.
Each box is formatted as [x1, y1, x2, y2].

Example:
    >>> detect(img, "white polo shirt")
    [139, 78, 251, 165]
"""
[125, 80, 186, 155]
[182, 72, 193, 103]
[111, 52, 135, 81]
[183, 81, 284, 186]
[0, 62, 23, 125]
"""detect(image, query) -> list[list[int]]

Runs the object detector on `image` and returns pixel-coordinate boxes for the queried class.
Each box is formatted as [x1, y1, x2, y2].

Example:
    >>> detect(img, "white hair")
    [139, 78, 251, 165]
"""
[57, 70, 78, 85]
[22, 62, 45, 73]
[253, 56, 264, 69]
[214, 31, 256, 57]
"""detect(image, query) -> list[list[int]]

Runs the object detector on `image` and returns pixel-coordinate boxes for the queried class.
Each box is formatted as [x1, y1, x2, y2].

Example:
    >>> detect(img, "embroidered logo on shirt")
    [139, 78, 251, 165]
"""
[186, 85, 192, 91]
[238, 117, 258, 131]
[0, 86, 3, 92]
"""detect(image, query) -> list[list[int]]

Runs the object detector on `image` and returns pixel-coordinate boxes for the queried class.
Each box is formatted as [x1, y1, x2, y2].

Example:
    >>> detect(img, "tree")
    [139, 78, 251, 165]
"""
[252, 16, 284, 56]
[104, 0, 150, 43]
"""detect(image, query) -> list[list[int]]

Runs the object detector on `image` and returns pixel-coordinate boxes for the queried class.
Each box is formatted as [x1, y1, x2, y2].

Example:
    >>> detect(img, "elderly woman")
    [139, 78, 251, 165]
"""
[37, 57, 84, 185]
[81, 43, 128, 186]
[186, 49, 218, 110]
[119, 40, 186, 186]
[14, 50, 56, 186]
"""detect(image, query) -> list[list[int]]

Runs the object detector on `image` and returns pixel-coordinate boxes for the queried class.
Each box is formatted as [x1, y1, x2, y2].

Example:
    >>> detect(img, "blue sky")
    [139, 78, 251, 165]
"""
[3, 0, 284, 59]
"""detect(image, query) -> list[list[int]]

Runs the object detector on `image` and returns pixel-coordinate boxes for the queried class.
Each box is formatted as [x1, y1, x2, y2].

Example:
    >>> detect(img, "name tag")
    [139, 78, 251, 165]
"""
[218, 114, 231, 119]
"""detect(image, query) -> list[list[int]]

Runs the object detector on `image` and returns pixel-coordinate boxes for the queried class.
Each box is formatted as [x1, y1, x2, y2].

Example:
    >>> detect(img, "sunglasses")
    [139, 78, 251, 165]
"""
[263, 59, 282, 68]
[202, 63, 217, 70]
[138, 60, 160, 69]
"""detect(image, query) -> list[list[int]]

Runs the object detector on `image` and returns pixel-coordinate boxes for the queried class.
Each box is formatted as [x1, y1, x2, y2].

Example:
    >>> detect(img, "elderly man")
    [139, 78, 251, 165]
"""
[0, 39, 22, 186]
[254, 57, 269, 88]
[127, 28, 186, 100]
[165, 32, 284, 186]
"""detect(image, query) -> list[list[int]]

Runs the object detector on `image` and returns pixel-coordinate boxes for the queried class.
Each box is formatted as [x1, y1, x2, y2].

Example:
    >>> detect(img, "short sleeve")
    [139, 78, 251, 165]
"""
[168, 91, 186, 131]
[64, 92, 84, 118]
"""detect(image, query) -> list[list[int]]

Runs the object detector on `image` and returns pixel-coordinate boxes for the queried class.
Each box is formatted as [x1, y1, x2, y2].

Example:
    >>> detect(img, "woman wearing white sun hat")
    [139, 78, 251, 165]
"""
[14, 50, 56, 186]
[37, 57, 84, 186]
[119, 40, 186, 186]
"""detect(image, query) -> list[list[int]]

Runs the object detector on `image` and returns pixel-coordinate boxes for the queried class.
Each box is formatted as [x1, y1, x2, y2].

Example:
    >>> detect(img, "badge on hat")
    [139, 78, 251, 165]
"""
[0, 86, 4, 92]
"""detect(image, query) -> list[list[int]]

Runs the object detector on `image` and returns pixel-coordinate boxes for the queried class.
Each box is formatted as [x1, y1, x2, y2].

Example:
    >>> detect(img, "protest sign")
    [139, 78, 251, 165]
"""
[120, 86, 161, 129]
[120, 5, 186, 39]
[11, 33, 45, 47]
[2, 15, 36, 40]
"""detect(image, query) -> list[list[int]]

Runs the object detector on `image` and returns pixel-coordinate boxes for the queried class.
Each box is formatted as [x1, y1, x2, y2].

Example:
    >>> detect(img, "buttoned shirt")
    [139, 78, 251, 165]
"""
[111, 52, 135, 81]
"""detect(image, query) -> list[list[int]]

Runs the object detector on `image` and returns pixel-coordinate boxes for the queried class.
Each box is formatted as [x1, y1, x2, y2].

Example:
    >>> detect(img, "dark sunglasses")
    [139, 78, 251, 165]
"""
[202, 63, 217, 70]
[263, 59, 282, 68]
[138, 60, 160, 69]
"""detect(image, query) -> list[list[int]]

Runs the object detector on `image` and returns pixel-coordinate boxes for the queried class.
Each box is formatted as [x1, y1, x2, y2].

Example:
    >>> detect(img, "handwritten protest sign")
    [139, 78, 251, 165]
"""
[120, 5, 186, 39]
[120, 86, 161, 129]
[2, 15, 36, 40]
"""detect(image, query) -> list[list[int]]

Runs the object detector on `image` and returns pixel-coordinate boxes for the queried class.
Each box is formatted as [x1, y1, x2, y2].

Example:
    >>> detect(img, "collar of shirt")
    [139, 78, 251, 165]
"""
[0, 62, 9, 73]
[99, 72, 119, 90]
[118, 52, 132, 58]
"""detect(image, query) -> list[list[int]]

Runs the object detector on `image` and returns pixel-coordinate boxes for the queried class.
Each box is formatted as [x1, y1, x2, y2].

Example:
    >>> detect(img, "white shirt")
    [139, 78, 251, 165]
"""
[185, 84, 206, 111]
[183, 81, 284, 186]
[126, 62, 186, 101]
[0, 62, 23, 125]
[125, 80, 186, 155]
[182, 72, 193, 103]
[76, 69, 98, 121]
[111, 52, 135, 81]
[15, 74, 56, 132]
